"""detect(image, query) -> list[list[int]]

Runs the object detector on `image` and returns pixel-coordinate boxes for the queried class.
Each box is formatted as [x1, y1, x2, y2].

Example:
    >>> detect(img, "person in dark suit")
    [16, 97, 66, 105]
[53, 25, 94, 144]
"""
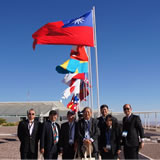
[97, 104, 119, 156]
[78, 107, 100, 159]
[99, 114, 121, 159]
[40, 110, 60, 159]
[59, 110, 78, 159]
[97, 104, 119, 133]
[122, 104, 145, 159]
[17, 108, 41, 159]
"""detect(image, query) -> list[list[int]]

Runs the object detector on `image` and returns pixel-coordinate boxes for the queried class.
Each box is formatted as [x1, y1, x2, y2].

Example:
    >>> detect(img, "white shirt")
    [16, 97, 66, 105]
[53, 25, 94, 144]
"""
[28, 120, 34, 135]
[84, 119, 94, 142]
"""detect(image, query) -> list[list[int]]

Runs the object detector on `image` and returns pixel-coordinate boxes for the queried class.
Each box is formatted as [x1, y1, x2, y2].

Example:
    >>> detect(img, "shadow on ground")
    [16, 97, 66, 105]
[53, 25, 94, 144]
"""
[2, 138, 17, 141]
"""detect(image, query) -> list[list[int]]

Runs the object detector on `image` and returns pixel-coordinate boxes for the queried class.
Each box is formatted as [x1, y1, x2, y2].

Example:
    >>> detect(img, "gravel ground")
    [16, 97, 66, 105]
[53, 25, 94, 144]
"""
[0, 126, 160, 159]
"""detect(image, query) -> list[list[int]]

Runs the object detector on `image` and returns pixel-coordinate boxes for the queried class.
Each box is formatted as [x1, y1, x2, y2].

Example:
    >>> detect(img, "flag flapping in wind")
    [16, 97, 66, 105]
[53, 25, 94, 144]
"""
[62, 79, 80, 99]
[56, 46, 88, 74]
[79, 81, 90, 101]
[70, 46, 88, 61]
[62, 73, 85, 86]
[67, 95, 79, 112]
[32, 11, 94, 50]
[56, 59, 88, 74]
[62, 73, 90, 101]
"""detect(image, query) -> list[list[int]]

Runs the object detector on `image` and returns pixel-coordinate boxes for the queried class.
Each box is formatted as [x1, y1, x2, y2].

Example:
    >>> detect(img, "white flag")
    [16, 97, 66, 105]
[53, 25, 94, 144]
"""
[62, 79, 80, 99]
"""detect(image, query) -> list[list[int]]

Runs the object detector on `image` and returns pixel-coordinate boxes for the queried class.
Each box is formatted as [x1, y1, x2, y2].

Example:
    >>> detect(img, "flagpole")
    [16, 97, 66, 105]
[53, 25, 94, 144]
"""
[87, 47, 93, 110]
[92, 6, 100, 117]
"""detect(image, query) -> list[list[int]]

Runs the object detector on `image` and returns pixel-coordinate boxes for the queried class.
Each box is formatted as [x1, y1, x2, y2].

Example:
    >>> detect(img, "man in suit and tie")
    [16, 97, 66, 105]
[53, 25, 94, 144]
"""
[78, 107, 100, 159]
[40, 110, 60, 159]
[17, 108, 41, 159]
[122, 104, 145, 159]
[59, 110, 78, 159]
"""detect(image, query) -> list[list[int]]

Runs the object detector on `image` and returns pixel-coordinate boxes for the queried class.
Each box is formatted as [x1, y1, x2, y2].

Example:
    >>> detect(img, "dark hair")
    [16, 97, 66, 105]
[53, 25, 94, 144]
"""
[123, 104, 131, 109]
[49, 110, 57, 116]
[105, 114, 113, 121]
[100, 104, 109, 110]
[67, 110, 75, 116]
[83, 107, 92, 113]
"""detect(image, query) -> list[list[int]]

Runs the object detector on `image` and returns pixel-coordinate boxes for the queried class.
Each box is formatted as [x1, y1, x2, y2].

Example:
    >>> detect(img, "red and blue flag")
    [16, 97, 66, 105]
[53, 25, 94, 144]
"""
[32, 11, 94, 50]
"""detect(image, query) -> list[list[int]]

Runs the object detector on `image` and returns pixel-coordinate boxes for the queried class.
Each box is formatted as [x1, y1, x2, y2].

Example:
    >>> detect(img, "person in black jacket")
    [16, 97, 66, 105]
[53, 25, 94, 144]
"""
[59, 110, 78, 159]
[17, 108, 41, 159]
[77, 107, 100, 159]
[97, 104, 119, 155]
[40, 110, 60, 159]
[97, 105, 118, 132]
[122, 104, 145, 159]
[99, 114, 121, 159]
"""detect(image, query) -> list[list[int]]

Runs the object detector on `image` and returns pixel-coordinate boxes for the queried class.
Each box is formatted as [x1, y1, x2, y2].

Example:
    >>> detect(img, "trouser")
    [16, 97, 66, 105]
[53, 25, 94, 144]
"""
[62, 144, 75, 159]
[100, 150, 117, 159]
[44, 152, 58, 159]
[21, 151, 38, 159]
[124, 146, 139, 159]
[44, 144, 58, 160]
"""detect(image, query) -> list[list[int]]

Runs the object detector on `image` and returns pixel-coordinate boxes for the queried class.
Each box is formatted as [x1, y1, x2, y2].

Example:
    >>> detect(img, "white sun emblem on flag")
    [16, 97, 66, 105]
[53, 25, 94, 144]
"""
[72, 17, 85, 24]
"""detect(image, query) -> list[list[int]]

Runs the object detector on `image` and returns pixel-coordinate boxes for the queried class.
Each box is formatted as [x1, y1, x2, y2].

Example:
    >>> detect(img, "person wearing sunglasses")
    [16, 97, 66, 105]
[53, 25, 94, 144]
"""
[122, 104, 144, 159]
[17, 108, 41, 159]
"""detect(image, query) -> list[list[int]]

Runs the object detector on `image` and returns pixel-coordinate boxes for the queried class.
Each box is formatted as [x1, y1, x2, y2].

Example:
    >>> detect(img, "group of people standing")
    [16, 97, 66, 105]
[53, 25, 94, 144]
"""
[17, 104, 144, 160]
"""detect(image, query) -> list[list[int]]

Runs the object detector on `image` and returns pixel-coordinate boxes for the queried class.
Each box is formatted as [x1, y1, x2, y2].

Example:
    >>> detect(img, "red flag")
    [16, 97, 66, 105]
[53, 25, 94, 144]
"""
[63, 73, 85, 86]
[70, 46, 88, 61]
[32, 11, 94, 50]
[67, 101, 78, 112]
[67, 95, 79, 112]
[79, 81, 89, 101]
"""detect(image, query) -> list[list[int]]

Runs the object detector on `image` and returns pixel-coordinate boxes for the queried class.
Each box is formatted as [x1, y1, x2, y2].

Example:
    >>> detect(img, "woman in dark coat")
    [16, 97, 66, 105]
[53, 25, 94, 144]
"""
[99, 114, 121, 159]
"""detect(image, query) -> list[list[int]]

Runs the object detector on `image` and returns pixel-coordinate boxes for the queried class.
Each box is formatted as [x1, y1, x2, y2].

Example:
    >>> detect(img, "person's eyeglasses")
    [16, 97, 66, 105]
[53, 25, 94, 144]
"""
[29, 113, 35, 115]
[124, 108, 130, 111]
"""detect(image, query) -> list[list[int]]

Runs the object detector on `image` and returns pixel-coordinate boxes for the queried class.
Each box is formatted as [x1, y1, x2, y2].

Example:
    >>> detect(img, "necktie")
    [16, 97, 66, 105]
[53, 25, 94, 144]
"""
[106, 128, 111, 145]
[69, 123, 74, 144]
[69, 123, 73, 139]
[52, 123, 57, 144]
[85, 120, 90, 131]
[84, 120, 91, 139]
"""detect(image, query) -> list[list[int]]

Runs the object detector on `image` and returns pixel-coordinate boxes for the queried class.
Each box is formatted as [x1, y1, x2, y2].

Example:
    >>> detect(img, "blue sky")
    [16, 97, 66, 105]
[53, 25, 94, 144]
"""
[0, 0, 160, 112]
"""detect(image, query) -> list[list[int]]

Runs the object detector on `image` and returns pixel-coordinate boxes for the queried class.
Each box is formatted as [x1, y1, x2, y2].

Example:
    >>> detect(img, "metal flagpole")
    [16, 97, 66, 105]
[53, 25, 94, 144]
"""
[87, 47, 93, 110]
[92, 6, 100, 116]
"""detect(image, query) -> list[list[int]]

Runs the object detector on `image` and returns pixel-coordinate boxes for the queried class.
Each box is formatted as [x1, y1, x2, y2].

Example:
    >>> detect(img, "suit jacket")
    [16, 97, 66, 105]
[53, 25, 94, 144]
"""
[59, 121, 78, 153]
[97, 116, 118, 131]
[17, 119, 41, 153]
[78, 118, 100, 155]
[99, 125, 121, 155]
[40, 120, 60, 154]
[97, 115, 119, 150]
[122, 114, 144, 147]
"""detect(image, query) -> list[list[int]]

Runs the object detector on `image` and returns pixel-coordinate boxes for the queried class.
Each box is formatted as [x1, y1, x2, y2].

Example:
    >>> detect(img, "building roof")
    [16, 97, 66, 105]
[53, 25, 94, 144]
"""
[0, 101, 67, 116]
